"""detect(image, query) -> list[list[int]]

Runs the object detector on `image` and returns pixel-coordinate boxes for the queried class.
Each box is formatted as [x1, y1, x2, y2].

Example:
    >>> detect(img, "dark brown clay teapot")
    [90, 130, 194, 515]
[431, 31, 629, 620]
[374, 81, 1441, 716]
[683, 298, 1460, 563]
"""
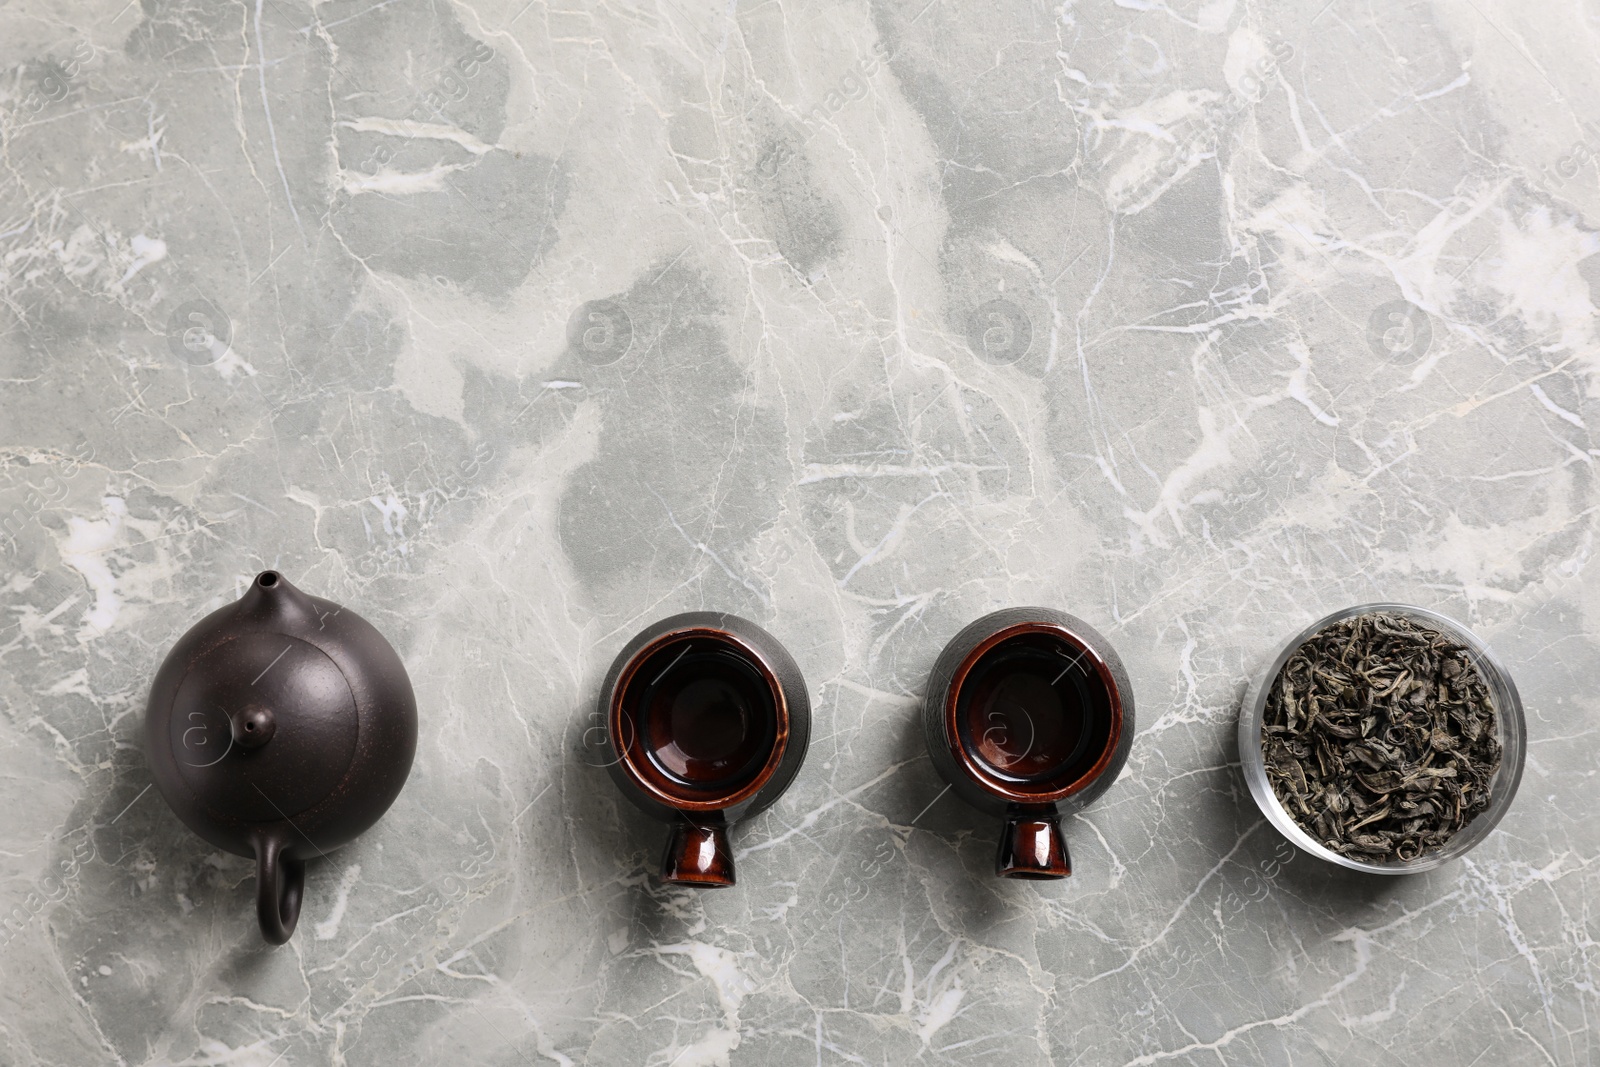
[597, 612, 810, 887]
[923, 608, 1133, 880]
[145, 571, 417, 944]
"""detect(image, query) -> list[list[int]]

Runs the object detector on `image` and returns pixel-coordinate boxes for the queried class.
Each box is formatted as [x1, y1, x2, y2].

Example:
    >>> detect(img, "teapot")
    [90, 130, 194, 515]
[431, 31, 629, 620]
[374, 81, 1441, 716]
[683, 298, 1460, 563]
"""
[144, 571, 417, 943]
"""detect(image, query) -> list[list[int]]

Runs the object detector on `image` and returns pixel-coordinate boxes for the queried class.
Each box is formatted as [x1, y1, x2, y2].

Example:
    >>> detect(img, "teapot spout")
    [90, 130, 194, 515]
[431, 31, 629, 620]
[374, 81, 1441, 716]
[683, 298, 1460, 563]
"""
[235, 570, 319, 628]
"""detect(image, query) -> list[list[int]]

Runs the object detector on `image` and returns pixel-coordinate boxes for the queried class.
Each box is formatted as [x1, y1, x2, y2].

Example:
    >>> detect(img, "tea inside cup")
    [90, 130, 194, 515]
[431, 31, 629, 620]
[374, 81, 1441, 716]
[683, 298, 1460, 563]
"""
[635, 641, 778, 794]
[956, 630, 1115, 793]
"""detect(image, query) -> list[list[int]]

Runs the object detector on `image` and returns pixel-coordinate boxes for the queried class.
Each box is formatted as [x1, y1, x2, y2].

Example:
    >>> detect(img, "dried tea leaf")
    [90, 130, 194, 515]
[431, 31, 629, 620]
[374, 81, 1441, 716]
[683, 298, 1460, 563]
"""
[1261, 612, 1501, 863]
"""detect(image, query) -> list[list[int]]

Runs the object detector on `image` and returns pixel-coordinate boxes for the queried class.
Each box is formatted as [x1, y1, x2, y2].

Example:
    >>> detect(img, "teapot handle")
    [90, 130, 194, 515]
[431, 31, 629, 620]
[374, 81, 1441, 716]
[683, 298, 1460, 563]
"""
[252, 828, 305, 944]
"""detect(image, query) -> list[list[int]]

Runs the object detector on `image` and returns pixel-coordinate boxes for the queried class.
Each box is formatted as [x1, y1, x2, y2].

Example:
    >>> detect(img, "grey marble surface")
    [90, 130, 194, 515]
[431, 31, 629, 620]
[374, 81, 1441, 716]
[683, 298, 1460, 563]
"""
[1, 0, 1597, 1063]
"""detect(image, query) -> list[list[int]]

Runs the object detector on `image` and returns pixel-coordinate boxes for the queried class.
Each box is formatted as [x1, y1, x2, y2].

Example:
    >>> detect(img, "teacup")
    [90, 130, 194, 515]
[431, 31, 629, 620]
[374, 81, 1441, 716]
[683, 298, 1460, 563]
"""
[598, 613, 809, 886]
[923, 608, 1133, 879]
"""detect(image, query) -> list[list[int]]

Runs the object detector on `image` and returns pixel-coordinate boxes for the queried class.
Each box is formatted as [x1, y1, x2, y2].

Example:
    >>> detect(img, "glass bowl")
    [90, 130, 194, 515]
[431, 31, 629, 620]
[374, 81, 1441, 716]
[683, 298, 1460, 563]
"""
[1238, 603, 1526, 874]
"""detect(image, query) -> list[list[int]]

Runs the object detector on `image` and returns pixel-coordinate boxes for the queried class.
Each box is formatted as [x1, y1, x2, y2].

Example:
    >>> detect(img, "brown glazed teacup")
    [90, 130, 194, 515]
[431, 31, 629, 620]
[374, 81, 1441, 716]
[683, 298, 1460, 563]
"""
[923, 607, 1133, 879]
[597, 612, 809, 887]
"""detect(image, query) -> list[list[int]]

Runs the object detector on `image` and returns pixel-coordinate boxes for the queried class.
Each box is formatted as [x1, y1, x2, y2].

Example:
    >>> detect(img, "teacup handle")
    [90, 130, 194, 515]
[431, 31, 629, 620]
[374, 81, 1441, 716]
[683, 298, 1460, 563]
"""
[252, 828, 305, 944]
[996, 810, 1070, 879]
[660, 820, 735, 887]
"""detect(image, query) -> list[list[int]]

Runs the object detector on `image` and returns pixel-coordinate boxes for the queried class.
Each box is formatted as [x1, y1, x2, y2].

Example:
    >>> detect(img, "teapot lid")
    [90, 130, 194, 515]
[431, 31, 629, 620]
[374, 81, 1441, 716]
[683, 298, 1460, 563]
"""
[165, 580, 360, 823]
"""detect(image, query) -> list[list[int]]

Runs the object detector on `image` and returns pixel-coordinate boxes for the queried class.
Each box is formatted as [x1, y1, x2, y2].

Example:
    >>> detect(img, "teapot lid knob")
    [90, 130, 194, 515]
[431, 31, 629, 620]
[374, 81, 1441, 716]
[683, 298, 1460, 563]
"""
[230, 704, 276, 750]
